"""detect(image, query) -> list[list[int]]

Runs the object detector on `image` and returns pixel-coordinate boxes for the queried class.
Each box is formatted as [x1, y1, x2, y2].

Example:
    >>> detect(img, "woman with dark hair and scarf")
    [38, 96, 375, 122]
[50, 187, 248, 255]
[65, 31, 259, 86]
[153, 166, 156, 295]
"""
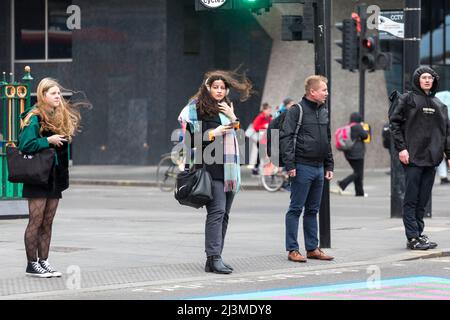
[178, 70, 253, 274]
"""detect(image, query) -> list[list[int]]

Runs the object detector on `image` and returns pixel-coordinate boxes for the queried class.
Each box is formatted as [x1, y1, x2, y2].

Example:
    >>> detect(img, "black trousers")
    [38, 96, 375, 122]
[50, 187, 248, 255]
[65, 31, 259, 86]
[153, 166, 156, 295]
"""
[205, 180, 235, 257]
[339, 159, 365, 196]
[403, 165, 435, 240]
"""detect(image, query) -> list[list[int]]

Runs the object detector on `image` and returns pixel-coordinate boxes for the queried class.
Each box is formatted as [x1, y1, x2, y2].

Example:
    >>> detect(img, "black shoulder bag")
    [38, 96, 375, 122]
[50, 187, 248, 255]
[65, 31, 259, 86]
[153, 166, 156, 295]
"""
[6, 144, 55, 185]
[174, 165, 213, 209]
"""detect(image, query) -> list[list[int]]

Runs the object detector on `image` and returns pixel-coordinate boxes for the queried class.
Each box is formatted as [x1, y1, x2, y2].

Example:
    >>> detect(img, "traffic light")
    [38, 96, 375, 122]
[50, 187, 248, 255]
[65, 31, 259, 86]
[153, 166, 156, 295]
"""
[360, 32, 391, 71]
[360, 36, 376, 71]
[335, 19, 359, 71]
[233, 0, 272, 12]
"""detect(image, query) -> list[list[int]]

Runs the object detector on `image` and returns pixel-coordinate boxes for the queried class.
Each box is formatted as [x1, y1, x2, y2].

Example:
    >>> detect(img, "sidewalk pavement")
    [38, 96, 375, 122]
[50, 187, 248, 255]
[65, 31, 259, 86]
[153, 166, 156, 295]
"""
[0, 165, 450, 299]
[67, 165, 391, 189]
[68, 165, 263, 188]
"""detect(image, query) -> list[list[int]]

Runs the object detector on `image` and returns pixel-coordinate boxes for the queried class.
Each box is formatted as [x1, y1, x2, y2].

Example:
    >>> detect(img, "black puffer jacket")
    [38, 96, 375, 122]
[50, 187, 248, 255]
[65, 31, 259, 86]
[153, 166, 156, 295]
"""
[389, 66, 450, 166]
[280, 96, 334, 172]
[344, 112, 369, 160]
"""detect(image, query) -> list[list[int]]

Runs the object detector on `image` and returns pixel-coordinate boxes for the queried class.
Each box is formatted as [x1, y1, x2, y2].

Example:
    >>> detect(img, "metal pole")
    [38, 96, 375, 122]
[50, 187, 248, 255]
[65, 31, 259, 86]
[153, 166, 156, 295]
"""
[314, 0, 332, 248]
[358, 4, 367, 121]
[359, 69, 365, 120]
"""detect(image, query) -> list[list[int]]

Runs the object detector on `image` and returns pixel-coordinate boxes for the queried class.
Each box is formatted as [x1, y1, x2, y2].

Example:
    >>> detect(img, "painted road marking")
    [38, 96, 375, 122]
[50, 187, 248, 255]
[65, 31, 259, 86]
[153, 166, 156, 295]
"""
[194, 277, 450, 300]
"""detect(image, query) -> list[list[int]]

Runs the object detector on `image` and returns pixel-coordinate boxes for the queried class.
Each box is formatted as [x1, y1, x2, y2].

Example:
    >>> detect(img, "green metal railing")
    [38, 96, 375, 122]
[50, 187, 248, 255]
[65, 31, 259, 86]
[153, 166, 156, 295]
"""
[0, 67, 33, 199]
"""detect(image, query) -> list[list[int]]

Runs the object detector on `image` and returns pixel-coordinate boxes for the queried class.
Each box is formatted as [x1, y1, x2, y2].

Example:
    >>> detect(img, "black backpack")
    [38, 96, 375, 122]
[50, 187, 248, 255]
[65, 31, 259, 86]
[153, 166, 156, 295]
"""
[266, 104, 303, 167]
[386, 90, 409, 149]
[388, 90, 402, 119]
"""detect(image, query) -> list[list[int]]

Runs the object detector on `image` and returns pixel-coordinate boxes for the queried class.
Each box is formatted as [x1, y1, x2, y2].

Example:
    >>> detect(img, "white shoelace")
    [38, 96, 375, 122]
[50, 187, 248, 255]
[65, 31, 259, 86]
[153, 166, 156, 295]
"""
[32, 261, 49, 274]
[40, 260, 56, 272]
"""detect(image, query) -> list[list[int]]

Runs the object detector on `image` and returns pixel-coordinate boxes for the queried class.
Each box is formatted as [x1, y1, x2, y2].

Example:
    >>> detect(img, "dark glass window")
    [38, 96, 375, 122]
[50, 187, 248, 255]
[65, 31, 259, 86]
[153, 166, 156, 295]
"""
[431, 1, 445, 65]
[15, 0, 72, 60]
[183, 5, 200, 55]
[445, 0, 450, 64]
[48, 0, 73, 59]
[15, 0, 45, 60]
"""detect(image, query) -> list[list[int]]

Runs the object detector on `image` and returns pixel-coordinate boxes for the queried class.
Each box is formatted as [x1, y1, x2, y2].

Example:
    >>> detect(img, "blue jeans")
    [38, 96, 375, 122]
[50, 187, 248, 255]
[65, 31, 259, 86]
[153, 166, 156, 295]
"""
[285, 163, 324, 252]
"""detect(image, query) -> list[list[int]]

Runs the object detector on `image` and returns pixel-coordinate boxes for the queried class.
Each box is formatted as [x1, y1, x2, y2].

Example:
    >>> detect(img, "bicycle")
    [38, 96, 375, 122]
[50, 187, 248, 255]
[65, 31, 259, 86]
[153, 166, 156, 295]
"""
[156, 149, 185, 192]
[260, 161, 289, 192]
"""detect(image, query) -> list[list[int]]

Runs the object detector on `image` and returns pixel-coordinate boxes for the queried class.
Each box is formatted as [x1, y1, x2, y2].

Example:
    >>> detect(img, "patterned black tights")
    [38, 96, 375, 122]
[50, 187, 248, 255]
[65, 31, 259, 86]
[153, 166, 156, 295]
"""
[24, 198, 60, 262]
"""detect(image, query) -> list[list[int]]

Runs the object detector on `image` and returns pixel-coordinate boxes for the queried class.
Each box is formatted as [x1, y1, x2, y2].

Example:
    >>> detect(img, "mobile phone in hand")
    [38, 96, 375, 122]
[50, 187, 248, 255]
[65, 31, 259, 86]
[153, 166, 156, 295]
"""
[228, 121, 240, 129]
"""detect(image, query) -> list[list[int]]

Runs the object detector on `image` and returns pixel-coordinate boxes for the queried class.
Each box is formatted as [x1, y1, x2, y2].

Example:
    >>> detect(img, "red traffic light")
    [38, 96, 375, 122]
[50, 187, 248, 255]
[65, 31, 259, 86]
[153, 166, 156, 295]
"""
[351, 12, 361, 33]
[362, 37, 375, 50]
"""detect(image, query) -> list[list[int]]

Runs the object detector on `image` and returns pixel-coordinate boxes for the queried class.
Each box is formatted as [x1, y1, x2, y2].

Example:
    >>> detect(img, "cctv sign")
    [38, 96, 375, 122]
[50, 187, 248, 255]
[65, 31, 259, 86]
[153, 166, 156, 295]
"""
[379, 10, 404, 40]
[200, 0, 228, 9]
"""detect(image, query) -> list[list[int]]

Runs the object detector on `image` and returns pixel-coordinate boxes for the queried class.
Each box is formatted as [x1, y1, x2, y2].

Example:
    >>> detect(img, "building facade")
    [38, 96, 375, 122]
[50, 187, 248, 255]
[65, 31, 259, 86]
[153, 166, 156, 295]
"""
[1, 0, 446, 168]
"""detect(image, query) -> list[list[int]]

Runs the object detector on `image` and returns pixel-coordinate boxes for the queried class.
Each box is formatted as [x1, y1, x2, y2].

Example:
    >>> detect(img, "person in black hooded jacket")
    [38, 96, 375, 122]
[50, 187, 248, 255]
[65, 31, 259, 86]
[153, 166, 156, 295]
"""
[337, 112, 369, 196]
[390, 66, 450, 250]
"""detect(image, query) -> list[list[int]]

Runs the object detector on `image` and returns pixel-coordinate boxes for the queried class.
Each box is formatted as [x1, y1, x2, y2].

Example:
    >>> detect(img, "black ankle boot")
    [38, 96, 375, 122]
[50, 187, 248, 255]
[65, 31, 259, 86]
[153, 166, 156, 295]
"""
[223, 262, 234, 271]
[205, 255, 232, 274]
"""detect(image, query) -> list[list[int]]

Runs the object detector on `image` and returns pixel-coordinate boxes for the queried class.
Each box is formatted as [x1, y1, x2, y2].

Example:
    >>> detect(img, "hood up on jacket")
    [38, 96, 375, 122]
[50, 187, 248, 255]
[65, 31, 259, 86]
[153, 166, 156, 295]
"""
[349, 112, 362, 123]
[412, 66, 440, 97]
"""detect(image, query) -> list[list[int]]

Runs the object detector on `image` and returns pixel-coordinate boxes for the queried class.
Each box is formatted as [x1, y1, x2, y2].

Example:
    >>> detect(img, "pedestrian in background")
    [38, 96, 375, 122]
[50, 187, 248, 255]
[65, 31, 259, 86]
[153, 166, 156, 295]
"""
[178, 70, 253, 274]
[437, 159, 449, 184]
[435, 89, 450, 184]
[19, 78, 82, 277]
[337, 112, 369, 197]
[251, 102, 272, 175]
[280, 75, 334, 263]
[390, 66, 450, 250]
[275, 97, 295, 119]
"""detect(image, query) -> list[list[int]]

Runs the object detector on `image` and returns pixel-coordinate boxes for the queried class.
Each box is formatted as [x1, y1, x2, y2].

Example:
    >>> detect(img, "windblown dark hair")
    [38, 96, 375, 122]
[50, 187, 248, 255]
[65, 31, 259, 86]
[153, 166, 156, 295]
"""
[190, 69, 254, 117]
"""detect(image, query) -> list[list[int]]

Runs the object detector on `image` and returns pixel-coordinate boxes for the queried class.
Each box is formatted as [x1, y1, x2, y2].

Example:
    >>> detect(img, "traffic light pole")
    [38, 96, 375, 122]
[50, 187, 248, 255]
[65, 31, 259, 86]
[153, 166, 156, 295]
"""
[358, 5, 367, 121]
[359, 68, 366, 120]
[314, 0, 332, 248]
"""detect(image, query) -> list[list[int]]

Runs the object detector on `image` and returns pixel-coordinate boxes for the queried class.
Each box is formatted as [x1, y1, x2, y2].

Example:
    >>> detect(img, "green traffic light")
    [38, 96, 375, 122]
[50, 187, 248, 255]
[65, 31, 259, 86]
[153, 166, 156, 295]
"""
[235, 0, 272, 11]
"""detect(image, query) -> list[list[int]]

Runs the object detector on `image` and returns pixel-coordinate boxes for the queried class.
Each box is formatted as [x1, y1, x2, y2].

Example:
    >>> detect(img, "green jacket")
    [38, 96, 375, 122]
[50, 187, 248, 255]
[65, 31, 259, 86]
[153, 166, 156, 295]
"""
[18, 113, 50, 153]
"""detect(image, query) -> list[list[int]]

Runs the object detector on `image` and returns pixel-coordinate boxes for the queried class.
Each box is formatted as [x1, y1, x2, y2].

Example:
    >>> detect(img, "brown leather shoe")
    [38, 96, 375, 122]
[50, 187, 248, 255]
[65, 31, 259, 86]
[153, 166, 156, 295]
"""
[288, 250, 307, 262]
[307, 248, 334, 261]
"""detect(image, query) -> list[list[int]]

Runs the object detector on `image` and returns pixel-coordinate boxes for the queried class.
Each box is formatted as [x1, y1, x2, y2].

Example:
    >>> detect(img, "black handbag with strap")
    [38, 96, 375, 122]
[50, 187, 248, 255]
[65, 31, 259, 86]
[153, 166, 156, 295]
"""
[6, 146, 55, 185]
[174, 165, 213, 209]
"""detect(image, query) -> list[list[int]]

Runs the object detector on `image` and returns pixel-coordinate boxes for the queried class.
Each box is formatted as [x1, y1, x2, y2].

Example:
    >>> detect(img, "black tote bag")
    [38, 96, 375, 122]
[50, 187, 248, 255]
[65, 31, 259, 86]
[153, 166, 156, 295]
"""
[174, 166, 213, 209]
[6, 146, 55, 185]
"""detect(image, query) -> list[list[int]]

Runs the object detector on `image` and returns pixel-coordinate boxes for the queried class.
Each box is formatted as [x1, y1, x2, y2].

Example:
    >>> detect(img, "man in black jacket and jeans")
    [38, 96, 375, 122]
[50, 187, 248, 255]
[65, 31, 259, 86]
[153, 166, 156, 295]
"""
[280, 75, 334, 262]
[390, 66, 450, 250]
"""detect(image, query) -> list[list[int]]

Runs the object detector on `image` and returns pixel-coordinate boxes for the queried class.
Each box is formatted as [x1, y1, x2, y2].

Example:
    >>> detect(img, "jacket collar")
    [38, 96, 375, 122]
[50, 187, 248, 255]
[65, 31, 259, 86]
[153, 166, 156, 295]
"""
[302, 96, 322, 109]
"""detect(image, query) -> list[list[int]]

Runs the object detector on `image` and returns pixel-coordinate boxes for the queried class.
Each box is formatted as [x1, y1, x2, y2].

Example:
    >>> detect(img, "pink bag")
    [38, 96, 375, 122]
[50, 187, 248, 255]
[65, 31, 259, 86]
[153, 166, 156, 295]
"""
[335, 123, 357, 151]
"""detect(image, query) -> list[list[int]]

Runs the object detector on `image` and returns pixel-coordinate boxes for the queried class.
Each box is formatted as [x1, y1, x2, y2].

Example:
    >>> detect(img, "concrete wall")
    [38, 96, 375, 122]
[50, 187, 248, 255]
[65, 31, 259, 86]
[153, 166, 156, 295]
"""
[166, 0, 272, 158]
[65, 0, 272, 165]
[256, 0, 403, 169]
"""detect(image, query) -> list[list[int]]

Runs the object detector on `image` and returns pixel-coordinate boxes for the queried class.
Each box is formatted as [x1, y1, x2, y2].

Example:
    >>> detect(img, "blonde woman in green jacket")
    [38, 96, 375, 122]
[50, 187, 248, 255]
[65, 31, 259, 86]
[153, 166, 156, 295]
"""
[19, 78, 81, 278]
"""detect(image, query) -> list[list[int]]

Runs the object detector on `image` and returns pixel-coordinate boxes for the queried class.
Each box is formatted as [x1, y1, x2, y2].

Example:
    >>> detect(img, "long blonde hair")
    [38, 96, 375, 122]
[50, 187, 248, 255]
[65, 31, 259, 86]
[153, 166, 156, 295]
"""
[21, 78, 82, 142]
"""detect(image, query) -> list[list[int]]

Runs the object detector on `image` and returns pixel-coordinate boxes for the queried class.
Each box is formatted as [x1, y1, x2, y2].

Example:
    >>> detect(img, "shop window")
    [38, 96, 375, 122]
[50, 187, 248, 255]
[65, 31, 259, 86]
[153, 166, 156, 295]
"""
[15, 0, 72, 61]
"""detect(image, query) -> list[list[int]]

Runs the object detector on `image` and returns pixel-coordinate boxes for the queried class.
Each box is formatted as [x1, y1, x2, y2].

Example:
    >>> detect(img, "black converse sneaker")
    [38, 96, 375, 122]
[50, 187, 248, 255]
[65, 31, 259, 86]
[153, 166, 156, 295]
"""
[39, 259, 62, 277]
[26, 261, 53, 278]
[419, 234, 438, 249]
[406, 238, 430, 250]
